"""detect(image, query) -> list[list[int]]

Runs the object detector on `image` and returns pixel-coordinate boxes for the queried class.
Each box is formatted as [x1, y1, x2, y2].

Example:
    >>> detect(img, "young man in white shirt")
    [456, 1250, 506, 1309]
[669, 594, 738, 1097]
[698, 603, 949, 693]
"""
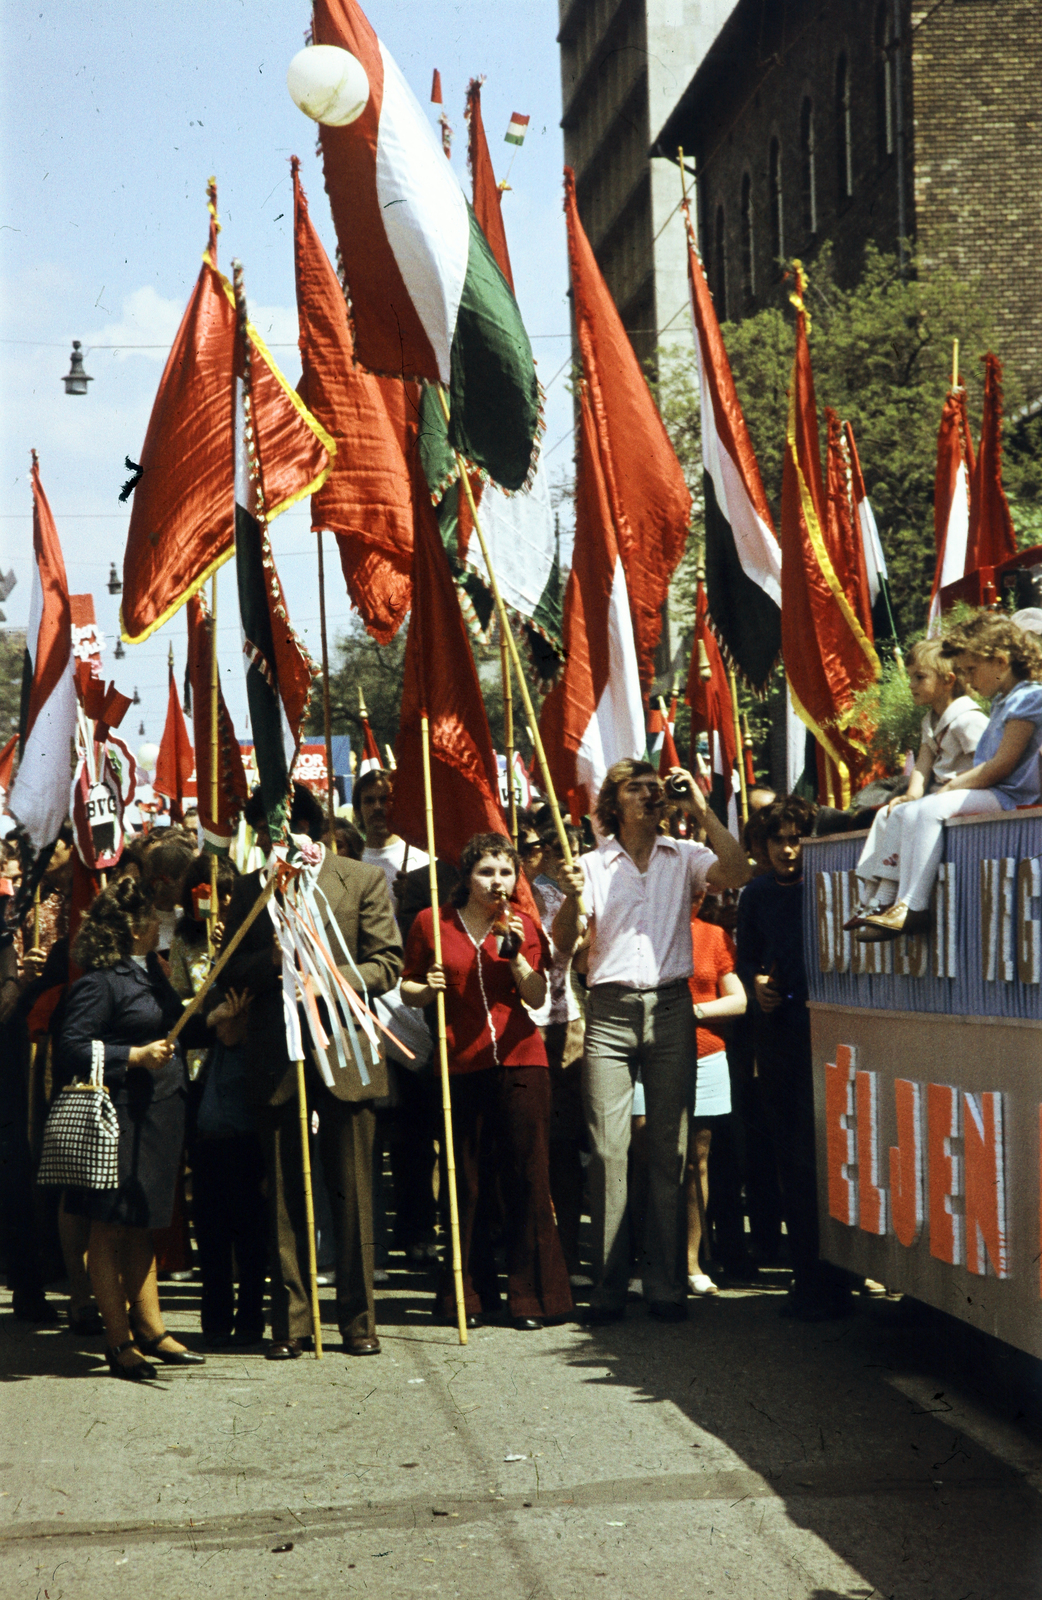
[554, 758, 751, 1322]
[354, 769, 429, 907]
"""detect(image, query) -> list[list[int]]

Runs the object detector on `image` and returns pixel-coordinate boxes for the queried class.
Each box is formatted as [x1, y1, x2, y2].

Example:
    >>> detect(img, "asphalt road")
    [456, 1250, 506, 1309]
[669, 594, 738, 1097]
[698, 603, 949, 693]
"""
[2, 1268, 1041, 1599]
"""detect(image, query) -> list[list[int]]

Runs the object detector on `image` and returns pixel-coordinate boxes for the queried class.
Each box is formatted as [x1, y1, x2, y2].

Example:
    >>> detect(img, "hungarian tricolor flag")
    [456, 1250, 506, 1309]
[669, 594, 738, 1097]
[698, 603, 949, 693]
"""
[186, 592, 248, 851]
[927, 382, 975, 634]
[505, 113, 529, 147]
[966, 353, 1017, 575]
[825, 409, 874, 643]
[565, 168, 690, 689]
[538, 385, 645, 823]
[684, 201, 781, 695]
[390, 452, 510, 866]
[466, 78, 513, 290]
[780, 268, 879, 808]
[844, 420, 897, 647]
[153, 645, 196, 823]
[292, 157, 416, 644]
[8, 452, 77, 851]
[121, 181, 333, 643]
[233, 266, 319, 842]
[687, 580, 738, 836]
[311, 0, 541, 493]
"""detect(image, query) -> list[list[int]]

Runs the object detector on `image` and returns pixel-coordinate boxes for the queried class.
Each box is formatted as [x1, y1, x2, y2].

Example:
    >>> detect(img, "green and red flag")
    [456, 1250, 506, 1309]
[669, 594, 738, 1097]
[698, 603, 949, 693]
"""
[312, 0, 541, 492]
[232, 265, 320, 843]
[504, 112, 529, 147]
[121, 181, 332, 643]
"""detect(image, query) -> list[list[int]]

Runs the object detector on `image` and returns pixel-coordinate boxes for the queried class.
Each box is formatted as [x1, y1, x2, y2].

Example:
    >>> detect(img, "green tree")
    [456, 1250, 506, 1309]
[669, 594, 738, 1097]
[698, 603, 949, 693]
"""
[0, 628, 26, 740]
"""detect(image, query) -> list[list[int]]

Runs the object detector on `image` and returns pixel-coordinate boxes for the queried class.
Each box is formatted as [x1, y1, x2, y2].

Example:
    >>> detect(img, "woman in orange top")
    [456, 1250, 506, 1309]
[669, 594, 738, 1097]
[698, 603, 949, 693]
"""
[687, 898, 747, 1294]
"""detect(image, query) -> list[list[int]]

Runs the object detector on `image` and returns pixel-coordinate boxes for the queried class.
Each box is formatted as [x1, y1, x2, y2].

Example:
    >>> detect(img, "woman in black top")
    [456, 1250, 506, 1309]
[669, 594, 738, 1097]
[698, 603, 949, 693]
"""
[60, 877, 215, 1379]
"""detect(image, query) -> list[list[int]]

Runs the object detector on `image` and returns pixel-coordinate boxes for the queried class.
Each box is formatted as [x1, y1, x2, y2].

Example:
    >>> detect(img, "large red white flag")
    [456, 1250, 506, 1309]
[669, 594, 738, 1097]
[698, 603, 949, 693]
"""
[8, 452, 77, 850]
[564, 168, 690, 689]
[292, 157, 416, 644]
[538, 386, 645, 822]
[927, 384, 975, 634]
[683, 201, 781, 694]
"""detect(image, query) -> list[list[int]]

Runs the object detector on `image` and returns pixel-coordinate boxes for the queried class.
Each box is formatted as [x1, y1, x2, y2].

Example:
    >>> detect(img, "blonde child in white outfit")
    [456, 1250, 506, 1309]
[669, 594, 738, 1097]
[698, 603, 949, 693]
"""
[856, 614, 1042, 940]
[851, 638, 987, 925]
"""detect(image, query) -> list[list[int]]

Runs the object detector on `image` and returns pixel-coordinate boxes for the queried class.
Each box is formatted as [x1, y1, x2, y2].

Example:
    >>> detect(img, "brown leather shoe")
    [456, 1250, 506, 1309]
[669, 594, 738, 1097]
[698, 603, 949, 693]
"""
[343, 1334, 381, 1356]
[266, 1338, 305, 1360]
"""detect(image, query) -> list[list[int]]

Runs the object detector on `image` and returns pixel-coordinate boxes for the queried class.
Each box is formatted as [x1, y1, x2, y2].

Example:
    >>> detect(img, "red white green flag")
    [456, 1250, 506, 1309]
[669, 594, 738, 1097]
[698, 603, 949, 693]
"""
[505, 113, 529, 147]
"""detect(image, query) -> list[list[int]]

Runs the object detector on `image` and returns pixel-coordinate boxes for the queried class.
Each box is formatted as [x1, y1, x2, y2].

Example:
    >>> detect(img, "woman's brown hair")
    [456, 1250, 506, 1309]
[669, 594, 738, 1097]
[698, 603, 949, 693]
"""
[450, 833, 520, 908]
[71, 877, 155, 971]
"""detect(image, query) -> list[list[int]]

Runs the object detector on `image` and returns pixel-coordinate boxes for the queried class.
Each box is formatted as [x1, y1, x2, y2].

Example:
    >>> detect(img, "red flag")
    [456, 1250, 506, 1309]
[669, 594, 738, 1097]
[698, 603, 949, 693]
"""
[359, 715, 383, 776]
[928, 383, 975, 631]
[966, 353, 1017, 574]
[824, 409, 874, 641]
[391, 455, 514, 876]
[186, 593, 248, 851]
[466, 79, 514, 291]
[122, 180, 332, 643]
[564, 168, 691, 688]
[153, 647, 195, 823]
[687, 580, 738, 834]
[0, 733, 17, 805]
[292, 158, 416, 644]
[8, 452, 76, 850]
[780, 268, 879, 808]
[538, 387, 645, 823]
[430, 68, 443, 104]
[657, 722, 681, 778]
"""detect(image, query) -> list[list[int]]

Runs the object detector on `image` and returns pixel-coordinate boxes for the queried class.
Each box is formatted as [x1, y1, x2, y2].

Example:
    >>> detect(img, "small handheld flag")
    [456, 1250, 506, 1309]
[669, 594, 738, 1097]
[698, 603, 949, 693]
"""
[504, 112, 529, 146]
[430, 68, 442, 104]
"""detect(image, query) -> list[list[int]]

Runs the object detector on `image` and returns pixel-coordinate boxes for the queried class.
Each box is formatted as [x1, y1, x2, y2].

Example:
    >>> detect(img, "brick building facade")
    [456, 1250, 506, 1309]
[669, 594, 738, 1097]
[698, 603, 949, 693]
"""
[653, 0, 1042, 396]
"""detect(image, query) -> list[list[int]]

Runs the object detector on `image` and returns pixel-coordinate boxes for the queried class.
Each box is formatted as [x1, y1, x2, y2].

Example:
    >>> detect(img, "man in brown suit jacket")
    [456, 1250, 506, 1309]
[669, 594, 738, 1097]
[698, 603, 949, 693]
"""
[221, 785, 402, 1358]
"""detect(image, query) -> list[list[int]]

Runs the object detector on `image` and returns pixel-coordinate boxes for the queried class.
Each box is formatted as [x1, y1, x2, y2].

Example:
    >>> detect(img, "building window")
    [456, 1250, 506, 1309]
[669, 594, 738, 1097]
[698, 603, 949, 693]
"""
[799, 98, 817, 236]
[875, 4, 894, 159]
[836, 53, 853, 200]
[740, 171, 754, 301]
[713, 203, 727, 320]
[768, 137, 784, 265]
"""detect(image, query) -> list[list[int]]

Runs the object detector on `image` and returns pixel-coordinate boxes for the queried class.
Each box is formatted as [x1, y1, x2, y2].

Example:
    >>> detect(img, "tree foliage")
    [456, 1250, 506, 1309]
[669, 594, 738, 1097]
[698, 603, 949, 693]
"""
[0, 628, 25, 740]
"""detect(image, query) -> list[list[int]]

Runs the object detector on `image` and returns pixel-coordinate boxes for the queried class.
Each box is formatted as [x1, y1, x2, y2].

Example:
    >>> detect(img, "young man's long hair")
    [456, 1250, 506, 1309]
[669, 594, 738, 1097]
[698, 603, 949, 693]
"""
[594, 759, 659, 839]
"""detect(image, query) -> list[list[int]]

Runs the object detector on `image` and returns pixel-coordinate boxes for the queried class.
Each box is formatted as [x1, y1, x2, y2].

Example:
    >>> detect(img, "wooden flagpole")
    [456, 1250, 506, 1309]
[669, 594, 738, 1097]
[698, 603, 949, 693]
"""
[500, 628, 517, 845]
[295, 1053, 324, 1359]
[316, 529, 338, 854]
[434, 388, 580, 893]
[26, 884, 41, 1148]
[421, 712, 467, 1345]
[164, 872, 277, 1044]
[208, 574, 220, 955]
[728, 666, 749, 827]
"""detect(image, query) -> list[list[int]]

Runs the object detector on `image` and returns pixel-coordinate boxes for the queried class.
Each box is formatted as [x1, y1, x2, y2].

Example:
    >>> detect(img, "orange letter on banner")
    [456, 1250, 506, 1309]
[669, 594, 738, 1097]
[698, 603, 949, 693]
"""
[856, 1071, 888, 1236]
[825, 1044, 857, 1226]
[890, 1079, 924, 1247]
[928, 1083, 963, 1266]
[964, 1092, 1008, 1278]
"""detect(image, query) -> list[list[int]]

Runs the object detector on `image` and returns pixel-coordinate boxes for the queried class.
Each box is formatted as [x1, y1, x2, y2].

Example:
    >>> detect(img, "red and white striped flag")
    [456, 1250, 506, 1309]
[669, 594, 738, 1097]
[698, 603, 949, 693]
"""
[504, 112, 529, 147]
[927, 384, 975, 634]
[8, 452, 77, 850]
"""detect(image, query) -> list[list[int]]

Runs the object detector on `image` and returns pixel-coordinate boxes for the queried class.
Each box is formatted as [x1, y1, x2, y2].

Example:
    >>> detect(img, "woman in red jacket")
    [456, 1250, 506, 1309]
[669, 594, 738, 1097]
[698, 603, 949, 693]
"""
[402, 833, 574, 1329]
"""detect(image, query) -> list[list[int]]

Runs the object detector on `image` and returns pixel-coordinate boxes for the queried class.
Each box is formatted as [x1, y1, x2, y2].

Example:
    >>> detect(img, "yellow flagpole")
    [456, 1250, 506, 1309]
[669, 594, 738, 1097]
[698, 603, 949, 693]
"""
[500, 628, 517, 845]
[316, 529, 338, 854]
[421, 712, 467, 1346]
[728, 667, 749, 827]
[434, 387, 580, 900]
[295, 1049, 324, 1359]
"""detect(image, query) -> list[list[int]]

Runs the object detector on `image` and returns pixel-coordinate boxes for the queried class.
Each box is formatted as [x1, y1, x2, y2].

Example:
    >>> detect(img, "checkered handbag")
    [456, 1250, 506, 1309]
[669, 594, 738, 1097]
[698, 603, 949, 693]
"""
[37, 1041, 120, 1190]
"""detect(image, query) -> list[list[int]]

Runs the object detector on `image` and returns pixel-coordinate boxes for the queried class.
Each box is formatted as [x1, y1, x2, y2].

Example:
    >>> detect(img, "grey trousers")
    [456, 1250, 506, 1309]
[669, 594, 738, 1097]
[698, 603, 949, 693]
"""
[582, 981, 695, 1308]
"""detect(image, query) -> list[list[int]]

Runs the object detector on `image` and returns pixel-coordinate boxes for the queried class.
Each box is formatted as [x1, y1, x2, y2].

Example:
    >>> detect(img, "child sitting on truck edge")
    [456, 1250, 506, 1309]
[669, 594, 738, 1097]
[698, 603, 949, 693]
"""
[856, 612, 1042, 941]
[848, 637, 988, 930]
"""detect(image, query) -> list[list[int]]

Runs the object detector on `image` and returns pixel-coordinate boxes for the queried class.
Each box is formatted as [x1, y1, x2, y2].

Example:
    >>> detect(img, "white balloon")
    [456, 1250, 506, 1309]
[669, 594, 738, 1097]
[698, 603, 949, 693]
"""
[286, 45, 369, 127]
[136, 742, 159, 773]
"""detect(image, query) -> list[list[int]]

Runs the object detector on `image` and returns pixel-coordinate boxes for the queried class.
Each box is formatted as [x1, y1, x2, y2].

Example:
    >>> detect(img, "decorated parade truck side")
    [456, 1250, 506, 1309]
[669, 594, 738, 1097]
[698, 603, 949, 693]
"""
[805, 807, 1042, 1359]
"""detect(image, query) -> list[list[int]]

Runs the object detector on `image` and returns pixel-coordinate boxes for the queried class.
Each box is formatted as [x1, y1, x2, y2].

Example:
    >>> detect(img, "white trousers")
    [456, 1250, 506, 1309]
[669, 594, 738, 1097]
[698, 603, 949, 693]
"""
[856, 788, 1004, 910]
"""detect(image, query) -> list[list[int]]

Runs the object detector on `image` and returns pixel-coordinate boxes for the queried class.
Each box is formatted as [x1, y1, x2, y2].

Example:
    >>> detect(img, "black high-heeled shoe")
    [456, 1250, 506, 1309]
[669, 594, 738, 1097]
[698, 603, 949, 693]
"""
[133, 1331, 206, 1366]
[105, 1339, 157, 1382]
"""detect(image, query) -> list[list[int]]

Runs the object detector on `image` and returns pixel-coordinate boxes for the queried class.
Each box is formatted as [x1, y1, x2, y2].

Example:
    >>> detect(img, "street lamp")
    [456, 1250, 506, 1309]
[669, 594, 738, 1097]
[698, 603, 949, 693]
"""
[132, 687, 141, 706]
[114, 639, 125, 660]
[107, 562, 122, 595]
[62, 342, 93, 396]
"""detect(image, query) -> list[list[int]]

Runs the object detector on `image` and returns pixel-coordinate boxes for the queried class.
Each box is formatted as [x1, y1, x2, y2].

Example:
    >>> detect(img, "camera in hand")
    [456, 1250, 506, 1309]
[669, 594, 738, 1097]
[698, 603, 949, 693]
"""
[665, 773, 688, 797]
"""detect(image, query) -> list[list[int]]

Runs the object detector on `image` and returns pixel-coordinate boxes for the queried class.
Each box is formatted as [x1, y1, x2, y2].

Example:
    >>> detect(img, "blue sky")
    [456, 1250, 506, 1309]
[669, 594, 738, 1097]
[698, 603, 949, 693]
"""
[0, 1, 573, 754]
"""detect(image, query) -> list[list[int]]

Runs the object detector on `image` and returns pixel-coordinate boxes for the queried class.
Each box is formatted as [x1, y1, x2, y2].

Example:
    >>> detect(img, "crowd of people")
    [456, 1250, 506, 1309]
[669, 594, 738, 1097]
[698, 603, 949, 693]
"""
[2, 605, 1040, 1379]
